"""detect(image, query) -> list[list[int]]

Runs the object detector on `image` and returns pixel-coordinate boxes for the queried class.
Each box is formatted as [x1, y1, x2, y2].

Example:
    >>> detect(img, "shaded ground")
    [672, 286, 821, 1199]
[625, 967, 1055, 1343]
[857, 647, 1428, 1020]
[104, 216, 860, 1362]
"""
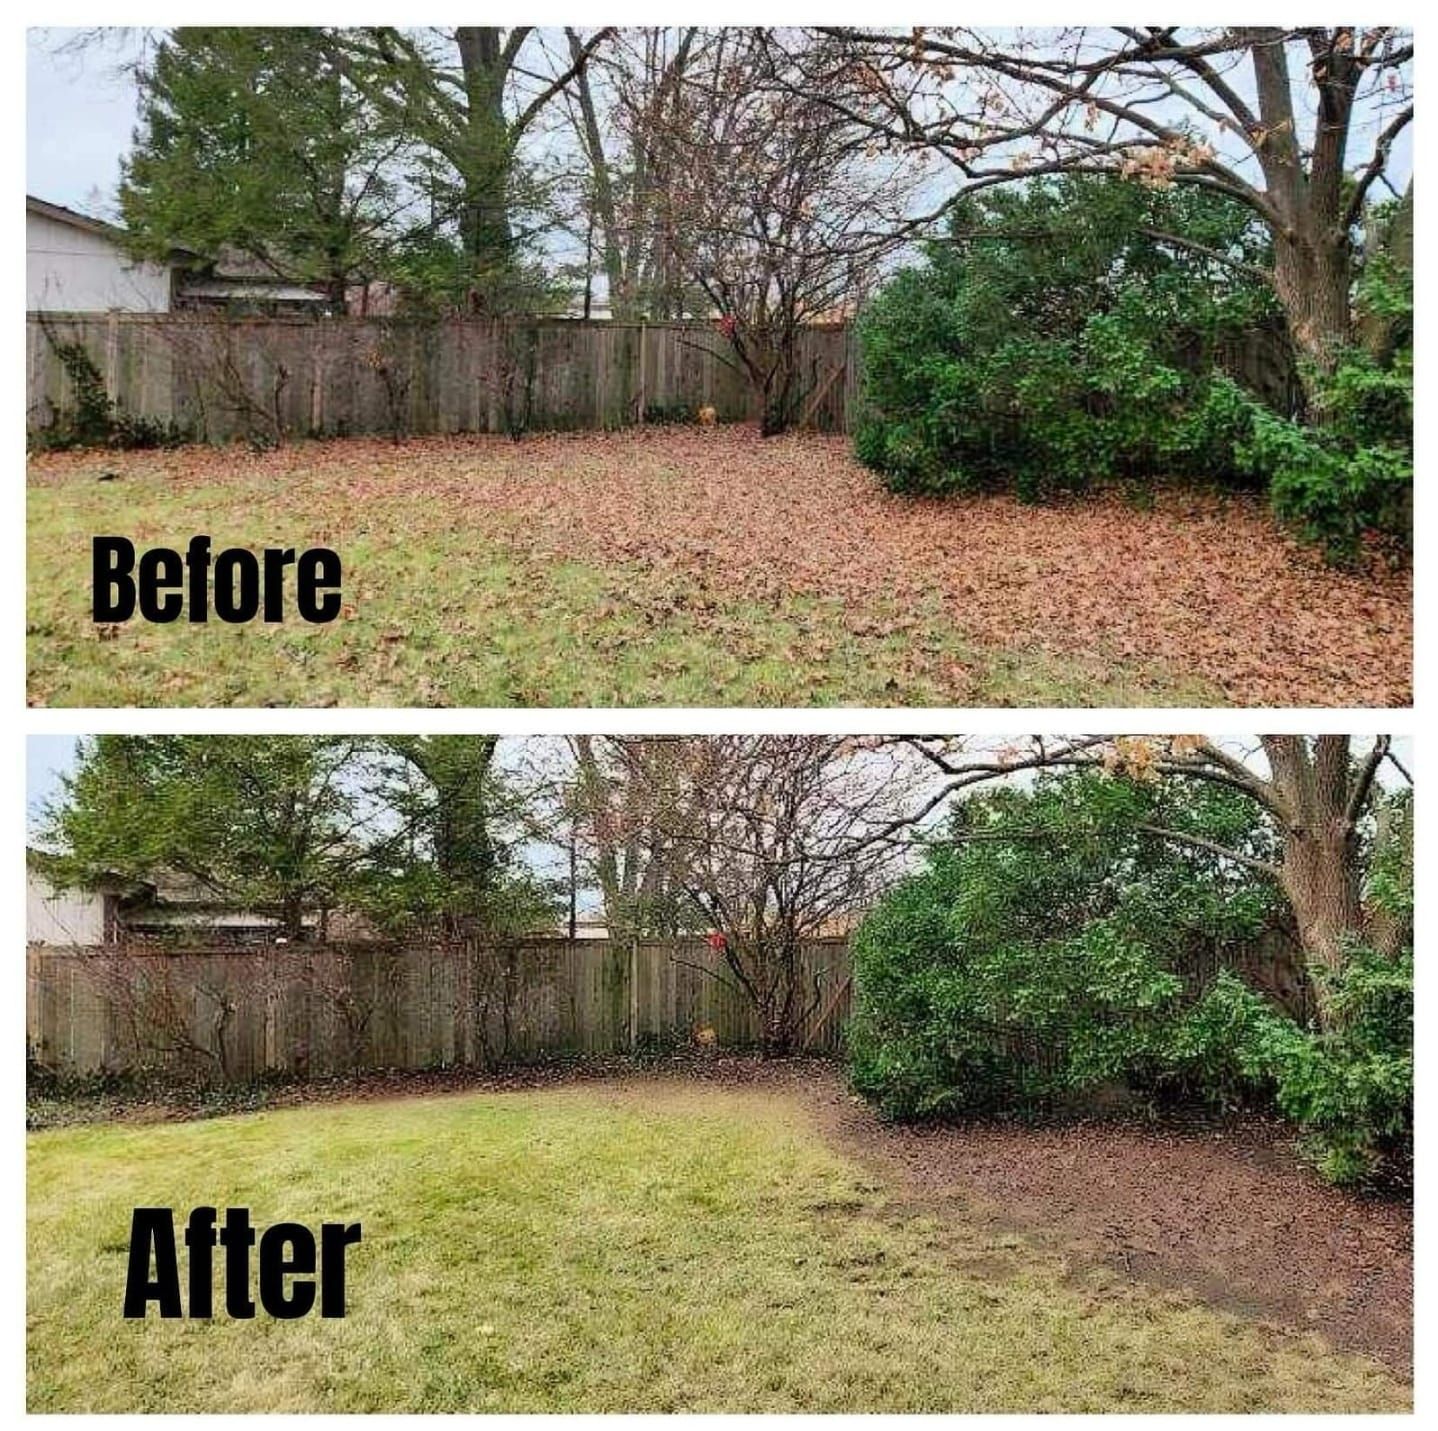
[32, 1054, 1412, 1378]
[28, 427, 1411, 706]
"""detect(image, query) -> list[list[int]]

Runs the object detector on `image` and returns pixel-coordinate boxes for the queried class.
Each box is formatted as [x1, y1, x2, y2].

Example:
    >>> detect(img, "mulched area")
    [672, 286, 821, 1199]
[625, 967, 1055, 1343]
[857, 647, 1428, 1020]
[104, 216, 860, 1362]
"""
[31, 427, 1412, 705]
[31, 1053, 1412, 1375]
[797, 1069, 1413, 1378]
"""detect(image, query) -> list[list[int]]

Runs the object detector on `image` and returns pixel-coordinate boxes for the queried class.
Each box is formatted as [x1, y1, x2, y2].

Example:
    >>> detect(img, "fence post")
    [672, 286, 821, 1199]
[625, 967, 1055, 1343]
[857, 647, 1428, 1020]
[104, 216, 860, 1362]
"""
[636, 323, 647, 425]
[104, 312, 120, 402]
[629, 937, 640, 1051]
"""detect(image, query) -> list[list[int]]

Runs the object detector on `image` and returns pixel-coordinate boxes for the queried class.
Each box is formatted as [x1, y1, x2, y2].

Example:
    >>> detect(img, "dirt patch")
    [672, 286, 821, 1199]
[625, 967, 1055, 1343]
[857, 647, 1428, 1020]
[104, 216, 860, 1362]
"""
[30, 428, 1412, 705]
[790, 1069, 1412, 1378]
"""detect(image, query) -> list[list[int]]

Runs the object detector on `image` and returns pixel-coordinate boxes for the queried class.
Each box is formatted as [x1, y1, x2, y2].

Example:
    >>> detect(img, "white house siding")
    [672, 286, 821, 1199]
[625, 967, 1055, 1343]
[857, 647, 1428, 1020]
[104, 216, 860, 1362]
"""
[26, 870, 107, 945]
[26, 209, 172, 313]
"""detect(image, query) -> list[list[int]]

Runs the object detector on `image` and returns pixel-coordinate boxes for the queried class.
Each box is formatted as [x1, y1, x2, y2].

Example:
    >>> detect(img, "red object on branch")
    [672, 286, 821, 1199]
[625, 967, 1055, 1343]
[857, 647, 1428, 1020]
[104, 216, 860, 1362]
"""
[706, 931, 727, 952]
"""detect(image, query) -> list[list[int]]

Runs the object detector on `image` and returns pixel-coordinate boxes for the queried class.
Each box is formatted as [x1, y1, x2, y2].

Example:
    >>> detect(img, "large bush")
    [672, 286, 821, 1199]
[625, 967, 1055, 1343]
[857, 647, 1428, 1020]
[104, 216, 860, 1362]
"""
[1238, 255, 1413, 560]
[854, 176, 1278, 501]
[849, 772, 1281, 1116]
[856, 176, 1412, 558]
[849, 772, 1413, 1187]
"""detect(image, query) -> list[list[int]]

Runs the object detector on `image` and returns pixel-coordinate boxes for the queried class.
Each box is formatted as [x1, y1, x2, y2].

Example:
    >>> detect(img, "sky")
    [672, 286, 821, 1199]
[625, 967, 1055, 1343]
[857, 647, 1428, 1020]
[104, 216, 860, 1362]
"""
[28, 27, 1412, 225]
[26, 733, 82, 827]
[29, 735, 1415, 841]
[27, 29, 147, 216]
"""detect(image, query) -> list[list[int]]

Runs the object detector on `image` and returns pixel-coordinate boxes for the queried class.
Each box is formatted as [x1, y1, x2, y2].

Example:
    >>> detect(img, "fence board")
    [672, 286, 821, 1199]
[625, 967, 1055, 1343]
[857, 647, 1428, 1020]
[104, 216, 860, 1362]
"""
[26, 937, 854, 1084]
[26, 315, 862, 443]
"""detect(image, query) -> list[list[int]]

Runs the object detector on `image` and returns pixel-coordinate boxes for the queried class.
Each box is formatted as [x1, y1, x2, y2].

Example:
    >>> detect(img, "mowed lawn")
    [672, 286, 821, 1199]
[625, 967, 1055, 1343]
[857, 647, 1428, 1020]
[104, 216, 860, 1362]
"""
[28, 1083, 1408, 1413]
[27, 428, 1411, 707]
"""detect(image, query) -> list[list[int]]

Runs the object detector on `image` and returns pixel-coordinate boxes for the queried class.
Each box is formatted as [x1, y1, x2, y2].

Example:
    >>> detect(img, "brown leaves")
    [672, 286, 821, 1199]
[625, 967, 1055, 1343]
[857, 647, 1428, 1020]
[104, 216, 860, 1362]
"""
[316, 424, 1402, 707]
[28, 426, 1412, 706]
[1102, 737, 1161, 782]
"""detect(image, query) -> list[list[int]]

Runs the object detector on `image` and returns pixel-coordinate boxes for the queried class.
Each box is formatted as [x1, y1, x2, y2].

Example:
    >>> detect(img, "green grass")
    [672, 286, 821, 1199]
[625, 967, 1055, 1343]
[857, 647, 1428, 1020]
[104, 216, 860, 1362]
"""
[28, 1083, 1405, 1412]
[27, 456, 1218, 707]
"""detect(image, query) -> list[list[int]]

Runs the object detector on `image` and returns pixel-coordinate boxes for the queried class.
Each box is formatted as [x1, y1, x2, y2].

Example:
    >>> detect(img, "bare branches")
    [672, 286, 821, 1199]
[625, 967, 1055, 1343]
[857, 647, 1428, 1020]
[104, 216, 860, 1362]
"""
[1135, 823, 1280, 879]
[1345, 104, 1415, 230]
[578, 736, 924, 1051]
[792, 25, 1411, 373]
[638, 29, 929, 430]
[1346, 736, 1393, 830]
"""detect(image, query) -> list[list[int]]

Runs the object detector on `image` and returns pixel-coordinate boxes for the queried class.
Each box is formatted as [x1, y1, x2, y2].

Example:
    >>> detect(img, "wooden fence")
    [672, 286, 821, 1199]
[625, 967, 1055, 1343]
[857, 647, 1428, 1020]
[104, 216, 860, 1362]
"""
[25, 311, 1297, 446]
[26, 936, 854, 1083]
[26, 314, 858, 443]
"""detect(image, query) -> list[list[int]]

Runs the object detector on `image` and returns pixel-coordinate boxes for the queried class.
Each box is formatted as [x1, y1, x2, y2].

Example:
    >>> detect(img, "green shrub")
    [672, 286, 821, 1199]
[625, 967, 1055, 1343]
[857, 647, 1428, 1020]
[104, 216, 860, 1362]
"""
[848, 770, 1413, 1188]
[855, 176, 1280, 503]
[1194, 949, 1414, 1187]
[1250, 249, 1414, 558]
[848, 772, 1280, 1120]
[855, 174, 1412, 558]
[1234, 349, 1412, 561]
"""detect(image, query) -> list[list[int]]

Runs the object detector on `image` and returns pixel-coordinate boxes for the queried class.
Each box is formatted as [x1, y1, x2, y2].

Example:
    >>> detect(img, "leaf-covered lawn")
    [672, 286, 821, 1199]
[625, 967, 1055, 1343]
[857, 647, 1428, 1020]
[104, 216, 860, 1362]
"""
[27, 427, 1411, 707]
[27, 1082, 1408, 1412]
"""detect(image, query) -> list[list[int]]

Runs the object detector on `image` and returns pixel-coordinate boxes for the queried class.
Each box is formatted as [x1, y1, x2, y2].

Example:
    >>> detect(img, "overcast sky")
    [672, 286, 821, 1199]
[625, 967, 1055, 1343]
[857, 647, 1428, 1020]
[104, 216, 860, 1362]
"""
[29, 26, 1412, 224]
[27, 29, 147, 216]
[29, 734, 1415, 844]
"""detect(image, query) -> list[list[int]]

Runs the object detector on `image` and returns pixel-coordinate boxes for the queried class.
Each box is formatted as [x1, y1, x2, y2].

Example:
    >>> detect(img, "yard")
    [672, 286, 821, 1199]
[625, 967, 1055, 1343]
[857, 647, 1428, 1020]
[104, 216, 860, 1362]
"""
[27, 1067, 1410, 1413]
[27, 427, 1411, 708]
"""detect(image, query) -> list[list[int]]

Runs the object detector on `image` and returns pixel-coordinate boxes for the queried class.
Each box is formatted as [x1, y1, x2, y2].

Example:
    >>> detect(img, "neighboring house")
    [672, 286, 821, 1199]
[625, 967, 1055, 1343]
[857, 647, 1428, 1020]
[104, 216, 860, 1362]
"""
[27, 196, 331, 317]
[174, 246, 331, 316]
[25, 862, 136, 945]
[119, 869, 325, 942]
[25, 854, 333, 946]
[26, 195, 177, 313]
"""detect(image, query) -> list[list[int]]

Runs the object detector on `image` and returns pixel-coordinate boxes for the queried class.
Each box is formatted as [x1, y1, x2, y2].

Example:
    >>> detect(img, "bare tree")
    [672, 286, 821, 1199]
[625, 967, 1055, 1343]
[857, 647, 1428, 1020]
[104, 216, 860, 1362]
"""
[645, 29, 927, 433]
[798, 27, 1412, 401]
[565, 735, 703, 942]
[610, 736, 924, 1053]
[561, 27, 704, 320]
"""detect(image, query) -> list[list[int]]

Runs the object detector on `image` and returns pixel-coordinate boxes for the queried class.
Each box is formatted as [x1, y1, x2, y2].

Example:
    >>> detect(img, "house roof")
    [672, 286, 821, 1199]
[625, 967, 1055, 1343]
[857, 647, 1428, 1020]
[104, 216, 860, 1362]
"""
[26, 194, 128, 241]
[28, 197, 330, 300]
[27, 194, 203, 265]
[25, 847, 154, 898]
[179, 278, 327, 304]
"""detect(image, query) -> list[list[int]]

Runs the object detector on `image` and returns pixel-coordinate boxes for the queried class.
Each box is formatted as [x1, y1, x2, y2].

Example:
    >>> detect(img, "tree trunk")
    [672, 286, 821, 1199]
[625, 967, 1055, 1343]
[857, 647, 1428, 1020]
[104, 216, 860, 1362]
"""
[1263, 735, 1375, 1025]
[753, 336, 799, 437]
[754, 939, 805, 1055]
[1245, 28, 1358, 407]
[281, 893, 308, 942]
[567, 29, 629, 318]
[1272, 226, 1353, 400]
[1275, 822, 1363, 980]
[325, 268, 349, 315]
[758, 1002, 797, 1057]
[456, 27, 516, 306]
